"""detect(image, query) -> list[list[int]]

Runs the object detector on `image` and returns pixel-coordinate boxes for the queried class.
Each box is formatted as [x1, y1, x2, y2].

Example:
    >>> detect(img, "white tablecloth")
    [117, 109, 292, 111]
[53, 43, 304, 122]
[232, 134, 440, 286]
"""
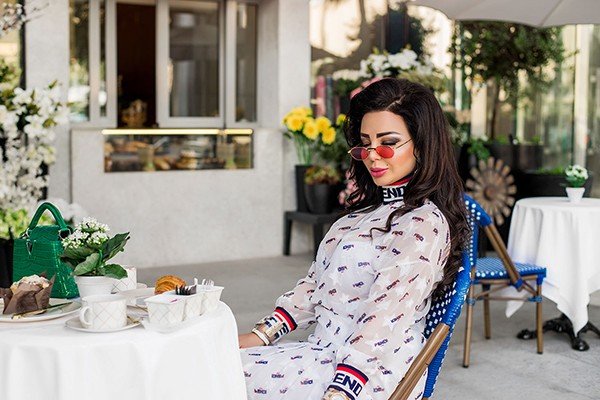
[506, 197, 600, 333]
[0, 301, 247, 400]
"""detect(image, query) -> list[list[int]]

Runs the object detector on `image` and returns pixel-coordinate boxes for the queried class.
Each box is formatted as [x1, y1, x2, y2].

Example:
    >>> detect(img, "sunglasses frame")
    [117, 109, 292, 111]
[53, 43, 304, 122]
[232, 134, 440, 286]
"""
[347, 139, 413, 161]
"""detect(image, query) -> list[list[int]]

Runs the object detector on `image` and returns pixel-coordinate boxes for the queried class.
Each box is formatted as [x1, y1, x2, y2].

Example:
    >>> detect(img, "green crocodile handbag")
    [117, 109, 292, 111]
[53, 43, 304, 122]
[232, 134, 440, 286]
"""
[12, 202, 79, 299]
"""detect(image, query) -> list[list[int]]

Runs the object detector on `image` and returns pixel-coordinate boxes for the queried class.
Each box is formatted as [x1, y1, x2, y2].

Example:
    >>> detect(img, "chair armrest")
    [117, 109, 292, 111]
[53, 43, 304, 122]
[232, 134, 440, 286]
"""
[388, 323, 450, 400]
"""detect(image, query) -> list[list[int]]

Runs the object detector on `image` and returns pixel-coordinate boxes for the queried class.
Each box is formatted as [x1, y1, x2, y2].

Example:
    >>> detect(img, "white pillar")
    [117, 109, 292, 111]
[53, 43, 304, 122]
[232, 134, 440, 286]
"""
[257, 0, 312, 254]
[574, 25, 592, 167]
[470, 81, 488, 139]
[25, 0, 71, 201]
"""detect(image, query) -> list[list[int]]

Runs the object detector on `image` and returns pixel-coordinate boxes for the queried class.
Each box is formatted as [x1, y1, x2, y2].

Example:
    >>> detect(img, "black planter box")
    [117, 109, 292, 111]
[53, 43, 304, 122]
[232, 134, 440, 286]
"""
[519, 171, 594, 199]
[0, 239, 14, 288]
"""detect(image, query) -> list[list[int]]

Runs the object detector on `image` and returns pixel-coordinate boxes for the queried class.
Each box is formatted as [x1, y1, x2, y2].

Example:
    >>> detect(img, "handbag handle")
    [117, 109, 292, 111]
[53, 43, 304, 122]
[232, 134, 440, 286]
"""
[26, 202, 71, 237]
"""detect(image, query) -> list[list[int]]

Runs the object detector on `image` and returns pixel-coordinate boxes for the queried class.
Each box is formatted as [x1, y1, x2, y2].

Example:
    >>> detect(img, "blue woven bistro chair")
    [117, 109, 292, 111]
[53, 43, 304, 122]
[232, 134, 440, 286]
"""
[390, 247, 472, 399]
[462, 195, 546, 368]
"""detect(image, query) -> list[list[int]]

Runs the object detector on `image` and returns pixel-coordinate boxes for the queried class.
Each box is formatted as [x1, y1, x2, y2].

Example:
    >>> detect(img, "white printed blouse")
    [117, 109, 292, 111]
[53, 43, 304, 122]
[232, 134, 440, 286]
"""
[241, 180, 451, 400]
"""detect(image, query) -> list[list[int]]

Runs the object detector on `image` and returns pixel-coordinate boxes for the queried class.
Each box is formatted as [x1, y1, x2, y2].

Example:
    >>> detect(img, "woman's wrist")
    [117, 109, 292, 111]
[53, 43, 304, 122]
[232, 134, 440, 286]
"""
[251, 327, 270, 346]
[322, 388, 351, 400]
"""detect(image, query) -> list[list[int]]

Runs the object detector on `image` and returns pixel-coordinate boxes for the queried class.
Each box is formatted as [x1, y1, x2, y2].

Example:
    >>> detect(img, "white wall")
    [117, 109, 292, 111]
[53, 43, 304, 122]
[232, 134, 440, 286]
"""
[63, 0, 313, 268]
[71, 128, 286, 267]
[25, 0, 71, 201]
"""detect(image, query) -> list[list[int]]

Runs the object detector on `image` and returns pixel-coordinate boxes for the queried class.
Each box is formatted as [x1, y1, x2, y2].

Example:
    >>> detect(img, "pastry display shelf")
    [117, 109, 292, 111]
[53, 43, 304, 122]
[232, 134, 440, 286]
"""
[102, 128, 253, 172]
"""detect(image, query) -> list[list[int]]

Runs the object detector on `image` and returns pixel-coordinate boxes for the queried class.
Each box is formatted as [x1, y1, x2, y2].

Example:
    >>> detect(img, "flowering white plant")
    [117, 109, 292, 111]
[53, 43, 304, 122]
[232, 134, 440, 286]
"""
[565, 165, 588, 188]
[0, 62, 68, 214]
[0, 2, 26, 37]
[359, 48, 430, 79]
[61, 218, 130, 278]
[0, 1, 47, 38]
[340, 48, 447, 98]
[332, 69, 362, 82]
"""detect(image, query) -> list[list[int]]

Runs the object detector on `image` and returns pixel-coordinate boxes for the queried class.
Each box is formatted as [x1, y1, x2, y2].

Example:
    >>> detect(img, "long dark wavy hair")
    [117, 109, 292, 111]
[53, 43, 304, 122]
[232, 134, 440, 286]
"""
[344, 78, 469, 297]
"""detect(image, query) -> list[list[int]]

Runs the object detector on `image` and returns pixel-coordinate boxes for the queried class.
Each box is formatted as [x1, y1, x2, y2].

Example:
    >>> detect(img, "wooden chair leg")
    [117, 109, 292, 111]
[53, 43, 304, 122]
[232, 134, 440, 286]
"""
[536, 282, 543, 354]
[483, 284, 491, 339]
[463, 285, 475, 368]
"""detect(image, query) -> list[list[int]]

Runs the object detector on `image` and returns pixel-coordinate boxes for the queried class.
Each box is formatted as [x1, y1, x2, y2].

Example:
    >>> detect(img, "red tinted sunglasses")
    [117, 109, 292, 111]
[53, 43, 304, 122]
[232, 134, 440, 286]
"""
[348, 139, 412, 161]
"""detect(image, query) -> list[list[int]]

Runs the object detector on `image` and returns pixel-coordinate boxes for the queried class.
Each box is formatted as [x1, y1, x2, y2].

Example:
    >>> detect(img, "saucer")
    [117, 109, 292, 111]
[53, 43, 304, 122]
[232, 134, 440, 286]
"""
[117, 286, 154, 308]
[65, 316, 141, 333]
[0, 299, 81, 323]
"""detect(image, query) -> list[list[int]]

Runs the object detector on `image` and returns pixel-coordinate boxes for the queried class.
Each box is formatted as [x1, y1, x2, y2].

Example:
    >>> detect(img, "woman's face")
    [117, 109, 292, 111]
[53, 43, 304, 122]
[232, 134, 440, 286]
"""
[358, 110, 417, 186]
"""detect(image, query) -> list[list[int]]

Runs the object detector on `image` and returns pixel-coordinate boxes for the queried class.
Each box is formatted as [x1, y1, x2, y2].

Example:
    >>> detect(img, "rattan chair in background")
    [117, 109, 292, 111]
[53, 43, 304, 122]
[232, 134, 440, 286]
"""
[462, 195, 546, 368]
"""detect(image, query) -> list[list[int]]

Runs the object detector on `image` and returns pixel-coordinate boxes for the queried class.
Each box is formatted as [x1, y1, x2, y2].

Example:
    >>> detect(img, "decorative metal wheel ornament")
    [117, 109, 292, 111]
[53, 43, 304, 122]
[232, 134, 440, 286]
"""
[466, 157, 517, 226]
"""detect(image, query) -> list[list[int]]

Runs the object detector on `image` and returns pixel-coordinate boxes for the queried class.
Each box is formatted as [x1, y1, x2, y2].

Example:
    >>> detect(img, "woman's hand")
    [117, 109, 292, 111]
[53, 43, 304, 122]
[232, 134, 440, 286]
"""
[238, 332, 266, 349]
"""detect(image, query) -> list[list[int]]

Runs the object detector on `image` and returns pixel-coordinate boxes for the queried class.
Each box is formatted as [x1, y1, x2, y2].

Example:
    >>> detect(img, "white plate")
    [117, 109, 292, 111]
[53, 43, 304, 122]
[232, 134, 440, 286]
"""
[65, 315, 141, 333]
[0, 299, 81, 323]
[117, 286, 154, 308]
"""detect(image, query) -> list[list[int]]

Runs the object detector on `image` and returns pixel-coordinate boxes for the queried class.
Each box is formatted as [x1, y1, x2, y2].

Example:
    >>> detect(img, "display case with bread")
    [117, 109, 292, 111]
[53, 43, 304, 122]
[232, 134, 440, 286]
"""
[103, 129, 253, 173]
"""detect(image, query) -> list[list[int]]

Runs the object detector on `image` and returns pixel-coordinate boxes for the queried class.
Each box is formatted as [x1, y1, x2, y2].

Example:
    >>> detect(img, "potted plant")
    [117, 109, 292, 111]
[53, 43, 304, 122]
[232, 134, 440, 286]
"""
[304, 165, 342, 214]
[564, 165, 589, 203]
[283, 108, 346, 213]
[60, 218, 130, 297]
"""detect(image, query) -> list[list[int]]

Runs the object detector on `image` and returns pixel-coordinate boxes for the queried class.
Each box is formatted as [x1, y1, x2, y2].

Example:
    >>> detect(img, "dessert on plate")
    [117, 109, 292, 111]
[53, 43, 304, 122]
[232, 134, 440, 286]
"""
[0, 275, 55, 314]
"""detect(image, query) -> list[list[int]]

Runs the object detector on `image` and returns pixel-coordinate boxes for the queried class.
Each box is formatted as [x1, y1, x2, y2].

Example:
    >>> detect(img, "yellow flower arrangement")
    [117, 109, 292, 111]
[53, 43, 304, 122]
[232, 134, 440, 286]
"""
[322, 126, 336, 145]
[283, 106, 346, 165]
[315, 116, 331, 133]
[285, 114, 304, 132]
[303, 120, 319, 140]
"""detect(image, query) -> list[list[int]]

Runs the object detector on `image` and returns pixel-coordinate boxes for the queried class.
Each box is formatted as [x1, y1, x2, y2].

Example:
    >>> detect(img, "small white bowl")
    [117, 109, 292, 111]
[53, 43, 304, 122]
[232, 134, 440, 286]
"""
[196, 285, 224, 314]
[144, 294, 185, 327]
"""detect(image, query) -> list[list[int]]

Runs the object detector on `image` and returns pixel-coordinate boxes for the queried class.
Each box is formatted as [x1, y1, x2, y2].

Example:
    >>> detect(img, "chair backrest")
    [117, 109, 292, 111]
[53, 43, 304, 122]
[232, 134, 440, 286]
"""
[422, 250, 471, 398]
[393, 195, 475, 399]
[420, 196, 484, 398]
[463, 194, 523, 288]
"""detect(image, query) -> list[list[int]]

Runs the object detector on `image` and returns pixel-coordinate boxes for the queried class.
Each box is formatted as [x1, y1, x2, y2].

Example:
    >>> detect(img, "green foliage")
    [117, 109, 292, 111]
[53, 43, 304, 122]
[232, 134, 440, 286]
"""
[467, 138, 491, 161]
[333, 78, 363, 98]
[453, 22, 565, 97]
[304, 165, 341, 185]
[0, 58, 19, 89]
[494, 135, 510, 145]
[530, 135, 542, 145]
[315, 124, 350, 170]
[61, 231, 130, 279]
[452, 22, 566, 138]
[534, 166, 566, 175]
[0, 209, 53, 240]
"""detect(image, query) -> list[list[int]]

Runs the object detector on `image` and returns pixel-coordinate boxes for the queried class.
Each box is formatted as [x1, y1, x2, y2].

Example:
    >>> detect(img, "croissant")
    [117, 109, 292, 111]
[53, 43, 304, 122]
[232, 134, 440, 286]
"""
[154, 275, 186, 294]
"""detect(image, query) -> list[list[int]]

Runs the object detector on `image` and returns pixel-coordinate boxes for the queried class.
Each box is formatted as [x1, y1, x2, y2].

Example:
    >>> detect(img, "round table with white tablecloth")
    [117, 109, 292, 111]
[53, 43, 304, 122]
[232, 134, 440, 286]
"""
[506, 197, 600, 336]
[0, 301, 248, 400]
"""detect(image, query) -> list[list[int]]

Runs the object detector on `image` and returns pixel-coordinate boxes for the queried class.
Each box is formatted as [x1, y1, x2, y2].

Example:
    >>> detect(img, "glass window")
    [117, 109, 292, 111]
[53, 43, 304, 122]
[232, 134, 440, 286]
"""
[235, 3, 257, 122]
[69, 0, 90, 122]
[517, 26, 576, 169]
[168, 0, 220, 118]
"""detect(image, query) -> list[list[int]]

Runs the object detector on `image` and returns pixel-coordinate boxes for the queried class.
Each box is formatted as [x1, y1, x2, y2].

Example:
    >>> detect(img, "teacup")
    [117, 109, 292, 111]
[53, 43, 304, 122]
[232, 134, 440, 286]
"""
[112, 266, 137, 292]
[79, 295, 127, 330]
[145, 294, 185, 327]
[196, 285, 224, 314]
[181, 292, 204, 320]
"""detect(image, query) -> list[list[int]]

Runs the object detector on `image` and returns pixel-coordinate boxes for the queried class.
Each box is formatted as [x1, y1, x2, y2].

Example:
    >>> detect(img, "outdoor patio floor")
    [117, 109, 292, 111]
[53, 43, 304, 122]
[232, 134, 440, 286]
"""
[138, 253, 600, 400]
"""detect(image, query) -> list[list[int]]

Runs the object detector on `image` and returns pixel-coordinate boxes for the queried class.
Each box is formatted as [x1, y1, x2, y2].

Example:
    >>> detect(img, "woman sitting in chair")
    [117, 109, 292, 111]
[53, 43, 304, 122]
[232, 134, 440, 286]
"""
[239, 78, 469, 400]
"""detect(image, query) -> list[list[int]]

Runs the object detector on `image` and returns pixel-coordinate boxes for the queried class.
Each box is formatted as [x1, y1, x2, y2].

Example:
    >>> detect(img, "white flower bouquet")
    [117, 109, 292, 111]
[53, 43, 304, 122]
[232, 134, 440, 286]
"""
[564, 165, 588, 188]
[60, 218, 130, 279]
[0, 59, 68, 236]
